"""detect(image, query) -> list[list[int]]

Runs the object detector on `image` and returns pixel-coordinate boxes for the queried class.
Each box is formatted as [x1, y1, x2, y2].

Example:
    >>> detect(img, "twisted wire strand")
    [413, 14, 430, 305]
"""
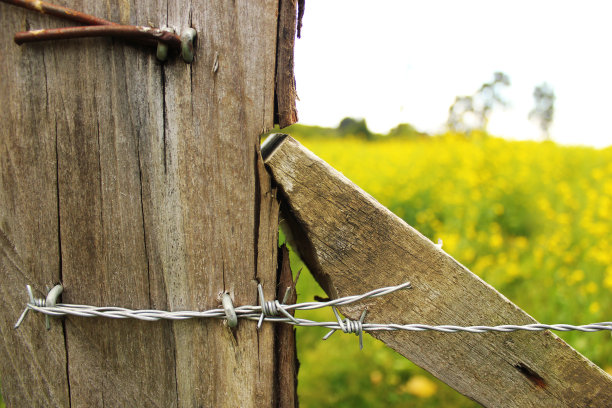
[16, 282, 612, 335]
[234, 317, 612, 333]
[281, 281, 413, 312]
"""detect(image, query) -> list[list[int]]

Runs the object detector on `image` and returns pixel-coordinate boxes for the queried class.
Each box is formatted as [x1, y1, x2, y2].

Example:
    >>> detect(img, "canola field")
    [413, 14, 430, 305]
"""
[281, 132, 612, 407]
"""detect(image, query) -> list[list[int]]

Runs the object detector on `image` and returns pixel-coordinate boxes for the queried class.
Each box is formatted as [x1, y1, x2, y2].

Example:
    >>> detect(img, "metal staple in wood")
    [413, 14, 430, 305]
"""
[14, 282, 612, 349]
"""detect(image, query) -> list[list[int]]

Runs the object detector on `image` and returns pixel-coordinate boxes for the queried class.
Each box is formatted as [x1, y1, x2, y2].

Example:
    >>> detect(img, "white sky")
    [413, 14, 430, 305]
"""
[293, 1, 612, 148]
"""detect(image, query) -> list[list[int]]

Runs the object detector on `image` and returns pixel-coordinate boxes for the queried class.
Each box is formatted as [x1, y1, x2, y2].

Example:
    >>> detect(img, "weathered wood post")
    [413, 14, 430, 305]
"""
[0, 0, 298, 406]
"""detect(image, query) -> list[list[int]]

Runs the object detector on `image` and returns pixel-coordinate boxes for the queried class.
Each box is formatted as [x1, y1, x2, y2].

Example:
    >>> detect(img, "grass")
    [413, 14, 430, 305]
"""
[281, 130, 612, 407]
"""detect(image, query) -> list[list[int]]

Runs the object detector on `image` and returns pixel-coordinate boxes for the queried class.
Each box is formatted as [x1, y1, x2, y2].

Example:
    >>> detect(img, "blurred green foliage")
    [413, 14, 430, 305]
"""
[277, 119, 428, 141]
[278, 124, 612, 407]
[338, 117, 374, 140]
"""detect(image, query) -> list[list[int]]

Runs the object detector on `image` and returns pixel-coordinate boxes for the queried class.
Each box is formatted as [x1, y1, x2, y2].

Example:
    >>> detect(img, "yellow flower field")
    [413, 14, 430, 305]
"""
[280, 130, 612, 407]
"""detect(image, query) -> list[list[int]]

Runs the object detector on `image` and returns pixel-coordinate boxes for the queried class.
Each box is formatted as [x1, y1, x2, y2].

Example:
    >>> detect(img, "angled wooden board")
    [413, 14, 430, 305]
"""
[262, 134, 612, 407]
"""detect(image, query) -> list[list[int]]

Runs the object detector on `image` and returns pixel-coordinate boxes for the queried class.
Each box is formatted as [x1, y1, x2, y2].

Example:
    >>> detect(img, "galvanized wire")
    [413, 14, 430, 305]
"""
[15, 282, 612, 344]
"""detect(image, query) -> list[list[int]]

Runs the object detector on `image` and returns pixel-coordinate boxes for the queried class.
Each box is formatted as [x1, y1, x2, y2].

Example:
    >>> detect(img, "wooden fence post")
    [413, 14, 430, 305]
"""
[0, 1, 297, 406]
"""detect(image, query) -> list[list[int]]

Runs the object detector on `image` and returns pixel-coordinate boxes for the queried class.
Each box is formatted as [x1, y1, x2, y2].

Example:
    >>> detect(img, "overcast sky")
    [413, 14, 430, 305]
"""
[293, 1, 612, 148]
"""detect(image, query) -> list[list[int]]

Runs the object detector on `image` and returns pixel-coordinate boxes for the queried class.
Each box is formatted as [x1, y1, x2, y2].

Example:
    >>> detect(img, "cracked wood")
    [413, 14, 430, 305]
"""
[0, 1, 295, 407]
[263, 134, 612, 408]
[274, 0, 298, 128]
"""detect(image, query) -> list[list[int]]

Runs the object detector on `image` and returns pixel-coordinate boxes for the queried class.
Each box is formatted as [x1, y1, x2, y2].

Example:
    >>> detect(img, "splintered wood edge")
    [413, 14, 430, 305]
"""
[261, 133, 288, 161]
[263, 134, 612, 407]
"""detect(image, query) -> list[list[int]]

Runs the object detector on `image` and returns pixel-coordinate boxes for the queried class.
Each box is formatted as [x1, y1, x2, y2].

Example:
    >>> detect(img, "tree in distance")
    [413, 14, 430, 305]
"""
[447, 72, 511, 134]
[337, 117, 374, 140]
[529, 83, 555, 141]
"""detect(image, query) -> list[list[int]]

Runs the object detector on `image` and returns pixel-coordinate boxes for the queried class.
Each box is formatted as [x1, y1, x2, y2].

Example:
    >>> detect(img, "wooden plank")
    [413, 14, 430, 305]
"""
[262, 134, 612, 407]
[0, 1, 294, 406]
[274, 0, 299, 128]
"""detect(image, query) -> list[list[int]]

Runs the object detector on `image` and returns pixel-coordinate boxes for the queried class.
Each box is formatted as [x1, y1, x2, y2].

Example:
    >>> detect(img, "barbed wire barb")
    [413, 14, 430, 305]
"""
[323, 307, 368, 350]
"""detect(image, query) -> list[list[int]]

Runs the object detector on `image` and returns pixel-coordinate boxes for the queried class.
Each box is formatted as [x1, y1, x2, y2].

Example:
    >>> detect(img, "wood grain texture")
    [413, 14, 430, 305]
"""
[0, 6, 70, 406]
[263, 134, 612, 407]
[274, 0, 298, 128]
[274, 244, 298, 408]
[0, 1, 294, 406]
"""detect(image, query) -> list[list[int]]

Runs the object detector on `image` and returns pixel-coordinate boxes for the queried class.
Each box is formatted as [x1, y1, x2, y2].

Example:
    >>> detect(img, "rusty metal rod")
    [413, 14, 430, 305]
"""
[1, 0, 115, 26]
[14, 25, 182, 49]
[1, 0, 182, 49]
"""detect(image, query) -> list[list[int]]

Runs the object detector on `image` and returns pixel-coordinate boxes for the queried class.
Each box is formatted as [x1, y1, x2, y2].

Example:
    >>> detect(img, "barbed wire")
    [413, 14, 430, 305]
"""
[15, 282, 612, 349]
